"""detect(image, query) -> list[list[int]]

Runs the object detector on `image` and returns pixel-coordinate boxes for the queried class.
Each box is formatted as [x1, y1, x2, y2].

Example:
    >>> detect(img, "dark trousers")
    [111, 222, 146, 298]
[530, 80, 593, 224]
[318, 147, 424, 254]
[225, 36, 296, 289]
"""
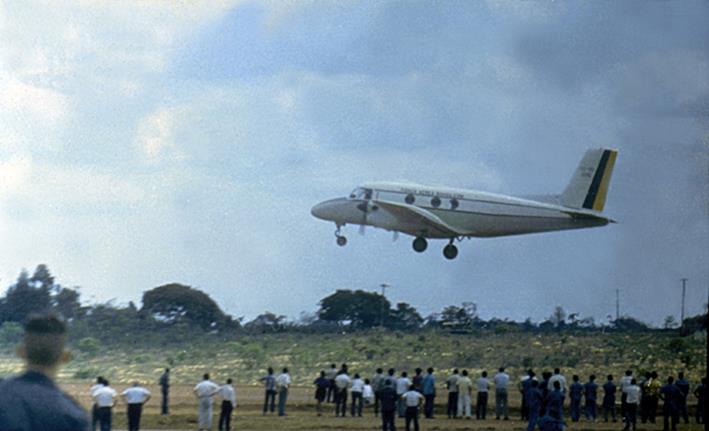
[161, 388, 169, 415]
[405, 406, 419, 431]
[678, 399, 689, 423]
[219, 401, 233, 431]
[335, 389, 348, 416]
[92, 404, 99, 431]
[526, 408, 539, 431]
[382, 409, 396, 431]
[570, 398, 581, 422]
[447, 392, 458, 418]
[96, 407, 112, 431]
[424, 394, 435, 418]
[263, 389, 276, 413]
[697, 398, 706, 423]
[585, 399, 597, 419]
[642, 395, 658, 422]
[621, 393, 627, 419]
[521, 394, 528, 420]
[327, 380, 336, 402]
[374, 391, 382, 416]
[624, 404, 637, 430]
[477, 392, 488, 419]
[278, 388, 288, 416]
[663, 408, 679, 431]
[603, 397, 616, 421]
[351, 391, 363, 416]
[127, 404, 142, 431]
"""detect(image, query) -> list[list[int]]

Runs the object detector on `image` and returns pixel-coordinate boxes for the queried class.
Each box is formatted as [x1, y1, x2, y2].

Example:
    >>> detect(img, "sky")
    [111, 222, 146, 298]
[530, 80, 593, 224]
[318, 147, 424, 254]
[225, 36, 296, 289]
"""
[1, 1, 707, 326]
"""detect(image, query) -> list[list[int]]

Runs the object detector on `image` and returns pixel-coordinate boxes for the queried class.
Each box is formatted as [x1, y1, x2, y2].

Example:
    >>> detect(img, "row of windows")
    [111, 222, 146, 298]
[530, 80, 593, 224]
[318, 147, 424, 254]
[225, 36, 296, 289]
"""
[405, 193, 459, 210]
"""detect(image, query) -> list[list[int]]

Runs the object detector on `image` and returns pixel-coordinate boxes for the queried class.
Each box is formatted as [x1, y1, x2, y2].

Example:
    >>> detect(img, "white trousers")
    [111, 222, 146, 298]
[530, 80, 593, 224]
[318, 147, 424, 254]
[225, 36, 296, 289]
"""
[458, 393, 472, 417]
[198, 397, 213, 429]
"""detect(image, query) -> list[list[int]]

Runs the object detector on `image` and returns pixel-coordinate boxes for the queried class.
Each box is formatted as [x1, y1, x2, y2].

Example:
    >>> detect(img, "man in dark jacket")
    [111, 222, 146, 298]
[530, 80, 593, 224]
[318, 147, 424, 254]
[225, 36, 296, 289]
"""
[660, 376, 681, 431]
[381, 379, 398, 431]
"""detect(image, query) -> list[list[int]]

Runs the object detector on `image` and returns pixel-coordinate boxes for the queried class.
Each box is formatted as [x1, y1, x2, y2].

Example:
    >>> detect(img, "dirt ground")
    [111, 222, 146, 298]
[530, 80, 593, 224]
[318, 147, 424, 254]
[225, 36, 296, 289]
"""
[63, 383, 704, 431]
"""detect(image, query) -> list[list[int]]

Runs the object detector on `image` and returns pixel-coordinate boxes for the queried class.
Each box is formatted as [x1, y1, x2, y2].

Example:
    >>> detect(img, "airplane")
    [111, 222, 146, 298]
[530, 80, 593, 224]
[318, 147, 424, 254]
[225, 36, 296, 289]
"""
[311, 148, 618, 260]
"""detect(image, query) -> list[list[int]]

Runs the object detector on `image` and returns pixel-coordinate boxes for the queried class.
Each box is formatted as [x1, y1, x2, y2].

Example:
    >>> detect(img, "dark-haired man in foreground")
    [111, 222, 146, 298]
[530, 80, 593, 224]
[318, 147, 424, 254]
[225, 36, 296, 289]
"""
[0, 313, 89, 430]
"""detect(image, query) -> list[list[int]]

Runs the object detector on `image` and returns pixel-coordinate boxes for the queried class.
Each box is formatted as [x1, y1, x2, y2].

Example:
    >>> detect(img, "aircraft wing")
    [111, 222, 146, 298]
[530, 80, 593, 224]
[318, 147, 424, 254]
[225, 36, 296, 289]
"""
[374, 200, 467, 237]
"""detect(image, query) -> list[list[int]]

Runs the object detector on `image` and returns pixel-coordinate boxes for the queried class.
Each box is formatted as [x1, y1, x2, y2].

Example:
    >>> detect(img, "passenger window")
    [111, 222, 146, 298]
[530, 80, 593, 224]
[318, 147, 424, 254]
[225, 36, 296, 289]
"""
[405, 194, 415, 204]
[450, 198, 459, 210]
[431, 196, 441, 208]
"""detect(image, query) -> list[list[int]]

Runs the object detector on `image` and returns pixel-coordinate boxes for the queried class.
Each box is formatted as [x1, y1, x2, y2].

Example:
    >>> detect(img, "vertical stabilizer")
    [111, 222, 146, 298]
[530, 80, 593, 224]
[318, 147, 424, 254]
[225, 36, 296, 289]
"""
[561, 148, 618, 211]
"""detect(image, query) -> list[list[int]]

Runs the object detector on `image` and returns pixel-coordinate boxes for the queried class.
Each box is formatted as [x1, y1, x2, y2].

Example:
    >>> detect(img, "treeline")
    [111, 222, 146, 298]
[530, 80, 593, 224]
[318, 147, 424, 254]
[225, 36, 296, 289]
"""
[0, 265, 706, 346]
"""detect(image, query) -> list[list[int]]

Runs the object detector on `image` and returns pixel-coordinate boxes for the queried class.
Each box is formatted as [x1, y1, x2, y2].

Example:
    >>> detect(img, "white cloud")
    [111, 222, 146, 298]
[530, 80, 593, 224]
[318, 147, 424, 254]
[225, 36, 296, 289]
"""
[134, 107, 186, 162]
[0, 77, 69, 124]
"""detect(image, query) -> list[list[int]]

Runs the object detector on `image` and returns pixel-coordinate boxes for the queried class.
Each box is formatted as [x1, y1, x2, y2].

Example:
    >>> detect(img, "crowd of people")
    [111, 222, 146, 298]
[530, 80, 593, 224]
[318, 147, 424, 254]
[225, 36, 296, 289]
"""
[295, 364, 707, 431]
[0, 313, 705, 431]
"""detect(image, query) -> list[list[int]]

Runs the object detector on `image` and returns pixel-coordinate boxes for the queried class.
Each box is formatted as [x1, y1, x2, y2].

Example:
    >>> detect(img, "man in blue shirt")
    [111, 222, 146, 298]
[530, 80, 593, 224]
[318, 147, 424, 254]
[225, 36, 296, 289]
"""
[660, 376, 681, 431]
[0, 313, 89, 430]
[602, 375, 617, 422]
[421, 367, 436, 418]
[546, 381, 564, 420]
[568, 375, 583, 422]
[526, 380, 543, 431]
[584, 375, 598, 422]
[674, 372, 690, 424]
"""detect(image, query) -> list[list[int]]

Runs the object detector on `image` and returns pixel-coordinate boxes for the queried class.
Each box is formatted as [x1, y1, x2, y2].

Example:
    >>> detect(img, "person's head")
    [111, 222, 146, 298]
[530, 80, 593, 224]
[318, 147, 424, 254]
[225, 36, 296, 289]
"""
[589, 374, 595, 382]
[543, 371, 551, 380]
[531, 379, 539, 387]
[364, 378, 370, 384]
[651, 371, 658, 379]
[268, 367, 274, 375]
[388, 368, 395, 376]
[18, 314, 70, 372]
[427, 367, 434, 374]
[667, 376, 674, 384]
[415, 367, 422, 375]
[482, 371, 488, 378]
[104, 379, 110, 386]
[132, 381, 140, 387]
[572, 375, 579, 382]
[625, 370, 632, 376]
[331, 363, 336, 369]
[203, 373, 210, 380]
[165, 368, 170, 373]
[527, 369, 535, 377]
[678, 372, 684, 380]
[453, 368, 459, 374]
[401, 371, 407, 378]
[354, 373, 360, 379]
[385, 379, 393, 387]
[376, 368, 383, 374]
[499, 367, 505, 373]
[282, 367, 288, 374]
[607, 375, 613, 381]
[644, 372, 651, 378]
[631, 378, 637, 385]
[320, 371, 325, 377]
[553, 381, 560, 390]
[96, 376, 104, 385]
[462, 370, 468, 376]
[227, 378, 232, 384]
[554, 368, 560, 375]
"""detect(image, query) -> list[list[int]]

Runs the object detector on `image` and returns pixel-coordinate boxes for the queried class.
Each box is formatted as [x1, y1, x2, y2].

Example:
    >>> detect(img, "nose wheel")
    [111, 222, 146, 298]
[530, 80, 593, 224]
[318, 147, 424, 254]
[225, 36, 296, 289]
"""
[334, 225, 347, 246]
[412, 237, 428, 252]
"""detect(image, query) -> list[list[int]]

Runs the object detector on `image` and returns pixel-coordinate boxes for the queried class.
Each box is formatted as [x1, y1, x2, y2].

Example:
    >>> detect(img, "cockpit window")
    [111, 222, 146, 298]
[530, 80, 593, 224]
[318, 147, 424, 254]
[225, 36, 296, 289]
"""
[349, 187, 373, 200]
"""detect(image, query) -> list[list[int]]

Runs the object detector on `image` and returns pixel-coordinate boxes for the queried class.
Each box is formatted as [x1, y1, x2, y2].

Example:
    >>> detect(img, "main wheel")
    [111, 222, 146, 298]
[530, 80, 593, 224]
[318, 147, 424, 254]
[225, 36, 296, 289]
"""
[443, 244, 458, 260]
[412, 237, 428, 252]
[336, 236, 347, 246]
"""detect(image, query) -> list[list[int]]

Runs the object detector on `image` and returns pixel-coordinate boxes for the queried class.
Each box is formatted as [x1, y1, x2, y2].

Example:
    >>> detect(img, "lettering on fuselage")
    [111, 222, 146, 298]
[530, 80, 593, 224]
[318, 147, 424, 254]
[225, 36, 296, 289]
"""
[398, 187, 464, 200]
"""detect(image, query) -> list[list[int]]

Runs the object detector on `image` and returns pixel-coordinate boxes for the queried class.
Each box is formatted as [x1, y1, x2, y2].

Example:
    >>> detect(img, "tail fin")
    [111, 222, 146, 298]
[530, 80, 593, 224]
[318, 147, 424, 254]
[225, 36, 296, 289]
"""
[560, 148, 618, 211]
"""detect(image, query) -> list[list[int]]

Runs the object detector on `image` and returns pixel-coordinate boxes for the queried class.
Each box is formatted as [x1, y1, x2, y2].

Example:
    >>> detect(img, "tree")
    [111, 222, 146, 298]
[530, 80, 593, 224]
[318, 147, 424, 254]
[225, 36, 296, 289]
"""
[440, 302, 477, 329]
[244, 312, 287, 333]
[1, 269, 52, 323]
[548, 306, 567, 329]
[141, 283, 226, 329]
[53, 287, 82, 320]
[318, 290, 390, 328]
[389, 302, 423, 330]
[663, 315, 678, 329]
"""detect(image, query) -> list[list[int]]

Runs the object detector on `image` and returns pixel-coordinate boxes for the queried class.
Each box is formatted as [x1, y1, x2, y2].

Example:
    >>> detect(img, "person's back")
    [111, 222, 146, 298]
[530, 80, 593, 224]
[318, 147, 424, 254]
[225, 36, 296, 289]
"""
[381, 384, 398, 412]
[0, 314, 88, 431]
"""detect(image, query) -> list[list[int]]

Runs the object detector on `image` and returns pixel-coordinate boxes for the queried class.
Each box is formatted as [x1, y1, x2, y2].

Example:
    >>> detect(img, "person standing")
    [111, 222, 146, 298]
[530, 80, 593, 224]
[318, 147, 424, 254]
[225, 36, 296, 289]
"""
[276, 367, 291, 416]
[314, 371, 330, 416]
[351, 373, 365, 417]
[396, 371, 412, 418]
[218, 378, 236, 431]
[660, 376, 681, 431]
[194, 373, 220, 431]
[446, 369, 460, 419]
[674, 372, 690, 424]
[646, 371, 661, 423]
[548, 369, 567, 395]
[422, 367, 436, 419]
[639, 371, 652, 423]
[159, 368, 170, 416]
[520, 370, 536, 421]
[0, 314, 89, 430]
[363, 379, 375, 406]
[456, 370, 473, 419]
[90, 376, 106, 431]
[584, 375, 598, 422]
[526, 380, 543, 431]
[602, 375, 617, 422]
[372, 368, 386, 417]
[476, 371, 490, 420]
[326, 364, 338, 403]
[402, 384, 424, 431]
[694, 377, 707, 424]
[121, 382, 151, 431]
[623, 378, 641, 431]
[381, 379, 398, 431]
[569, 375, 583, 422]
[619, 370, 633, 422]
[546, 381, 564, 420]
[260, 367, 277, 414]
[93, 380, 117, 431]
[334, 369, 351, 417]
[494, 367, 510, 420]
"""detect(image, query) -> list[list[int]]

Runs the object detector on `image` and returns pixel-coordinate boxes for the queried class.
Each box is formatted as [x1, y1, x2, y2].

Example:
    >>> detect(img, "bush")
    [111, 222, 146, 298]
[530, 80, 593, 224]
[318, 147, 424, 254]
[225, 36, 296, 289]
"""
[0, 322, 23, 344]
[77, 337, 101, 355]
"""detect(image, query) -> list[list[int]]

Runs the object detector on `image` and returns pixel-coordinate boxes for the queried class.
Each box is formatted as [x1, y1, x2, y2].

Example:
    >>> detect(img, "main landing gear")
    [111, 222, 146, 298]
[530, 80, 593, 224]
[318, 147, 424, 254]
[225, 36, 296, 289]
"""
[412, 236, 460, 259]
[335, 225, 347, 246]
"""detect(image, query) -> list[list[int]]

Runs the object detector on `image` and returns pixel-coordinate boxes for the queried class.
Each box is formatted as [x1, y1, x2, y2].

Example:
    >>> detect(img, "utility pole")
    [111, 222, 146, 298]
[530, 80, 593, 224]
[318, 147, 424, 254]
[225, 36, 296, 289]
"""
[680, 278, 688, 326]
[615, 288, 620, 321]
[380, 283, 390, 327]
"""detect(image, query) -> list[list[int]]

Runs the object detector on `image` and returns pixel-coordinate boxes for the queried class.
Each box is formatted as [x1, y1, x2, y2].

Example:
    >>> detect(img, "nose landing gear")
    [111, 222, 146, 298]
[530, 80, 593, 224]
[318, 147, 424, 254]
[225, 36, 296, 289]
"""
[335, 225, 347, 246]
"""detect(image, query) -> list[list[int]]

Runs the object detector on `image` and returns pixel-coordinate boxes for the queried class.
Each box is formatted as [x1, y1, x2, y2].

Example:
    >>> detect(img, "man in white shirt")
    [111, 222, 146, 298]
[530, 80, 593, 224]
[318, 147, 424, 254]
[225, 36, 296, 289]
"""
[194, 373, 220, 431]
[402, 385, 424, 431]
[276, 367, 292, 416]
[93, 380, 117, 431]
[121, 382, 151, 431]
[548, 368, 567, 394]
[396, 371, 412, 418]
[457, 370, 473, 419]
[350, 373, 365, 417]
[90, 376, 106, 431]
[623, 378, 641, 431]
[334, 370, 351, 416]
[494, 367, 510, 420]
[619, 370, 633, 421]
[218, 378, 236, 431]
[476, 371, 490, 419]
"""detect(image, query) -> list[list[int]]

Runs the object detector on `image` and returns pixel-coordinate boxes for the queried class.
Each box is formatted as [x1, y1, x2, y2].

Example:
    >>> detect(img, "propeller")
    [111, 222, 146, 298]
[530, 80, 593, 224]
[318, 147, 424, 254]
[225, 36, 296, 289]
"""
[356, 201, 376, 236]
[392, 231, 399, 242]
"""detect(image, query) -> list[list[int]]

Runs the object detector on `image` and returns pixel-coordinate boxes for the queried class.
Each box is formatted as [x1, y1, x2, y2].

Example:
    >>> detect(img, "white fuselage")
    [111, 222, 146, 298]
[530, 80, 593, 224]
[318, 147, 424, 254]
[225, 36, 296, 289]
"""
[311, 181, 610, 239]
